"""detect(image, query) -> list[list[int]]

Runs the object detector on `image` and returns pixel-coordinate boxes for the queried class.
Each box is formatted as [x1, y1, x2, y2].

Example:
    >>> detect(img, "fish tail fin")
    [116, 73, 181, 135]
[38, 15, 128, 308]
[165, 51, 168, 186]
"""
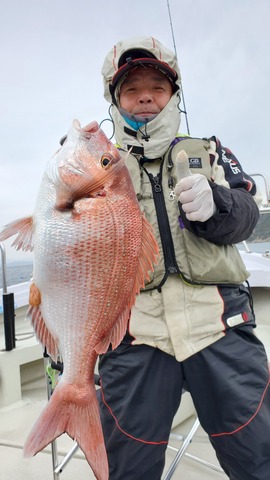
[23, 381, 108, 480]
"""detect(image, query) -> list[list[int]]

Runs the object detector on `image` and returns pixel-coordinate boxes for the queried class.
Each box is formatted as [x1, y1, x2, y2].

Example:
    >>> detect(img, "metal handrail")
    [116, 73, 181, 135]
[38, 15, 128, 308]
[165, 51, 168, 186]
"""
[0, 242, 16, 350]
[249, 173, 270, 206]
[0, 242, 8, 293]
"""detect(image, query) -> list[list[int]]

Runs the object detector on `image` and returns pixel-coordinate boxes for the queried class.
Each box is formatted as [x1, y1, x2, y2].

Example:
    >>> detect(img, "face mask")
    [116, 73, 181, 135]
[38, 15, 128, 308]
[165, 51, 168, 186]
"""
[119, 108, 158, 131]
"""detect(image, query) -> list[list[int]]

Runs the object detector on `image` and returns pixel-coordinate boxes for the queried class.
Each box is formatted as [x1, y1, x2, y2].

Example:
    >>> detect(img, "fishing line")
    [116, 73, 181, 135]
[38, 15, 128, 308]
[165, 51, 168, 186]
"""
[166, 0, 191, 135]
[99, 104, 115, 140]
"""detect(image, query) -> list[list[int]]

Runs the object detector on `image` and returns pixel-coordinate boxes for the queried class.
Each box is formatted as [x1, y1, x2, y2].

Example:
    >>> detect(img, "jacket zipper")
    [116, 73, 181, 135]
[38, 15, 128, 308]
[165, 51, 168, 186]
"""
[144, 165, 180, 289]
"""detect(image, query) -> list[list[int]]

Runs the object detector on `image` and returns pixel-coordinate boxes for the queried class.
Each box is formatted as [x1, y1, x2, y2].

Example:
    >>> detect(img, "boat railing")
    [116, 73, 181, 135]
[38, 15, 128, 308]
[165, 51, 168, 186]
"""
[241, 241, 252, 253]
[0, 242, 16, 351]
[249, 172, 270, 207]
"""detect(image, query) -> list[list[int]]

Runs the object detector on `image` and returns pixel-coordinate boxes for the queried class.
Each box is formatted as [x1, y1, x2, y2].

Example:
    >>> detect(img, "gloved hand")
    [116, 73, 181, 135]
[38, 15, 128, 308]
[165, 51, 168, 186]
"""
[175, 174, 217, 222]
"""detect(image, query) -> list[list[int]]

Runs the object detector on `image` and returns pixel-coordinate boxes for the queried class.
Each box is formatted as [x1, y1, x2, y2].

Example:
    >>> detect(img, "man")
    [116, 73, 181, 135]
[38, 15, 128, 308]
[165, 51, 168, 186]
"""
[98, 36, 270, 479]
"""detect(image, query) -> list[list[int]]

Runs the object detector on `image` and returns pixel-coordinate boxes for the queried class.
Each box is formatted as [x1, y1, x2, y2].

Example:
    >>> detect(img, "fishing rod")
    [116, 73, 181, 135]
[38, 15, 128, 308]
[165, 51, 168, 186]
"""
[166, 0, 191, 135]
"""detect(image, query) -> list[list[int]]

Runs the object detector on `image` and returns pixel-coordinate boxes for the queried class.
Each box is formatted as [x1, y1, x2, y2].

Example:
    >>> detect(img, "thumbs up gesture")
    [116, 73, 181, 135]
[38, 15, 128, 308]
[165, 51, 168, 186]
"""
[174, 150, 217, 222]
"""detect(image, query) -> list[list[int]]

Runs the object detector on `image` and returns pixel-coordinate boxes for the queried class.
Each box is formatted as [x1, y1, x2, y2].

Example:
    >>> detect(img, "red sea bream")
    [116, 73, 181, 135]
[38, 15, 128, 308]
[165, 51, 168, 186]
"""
[0, 120, 159, 479]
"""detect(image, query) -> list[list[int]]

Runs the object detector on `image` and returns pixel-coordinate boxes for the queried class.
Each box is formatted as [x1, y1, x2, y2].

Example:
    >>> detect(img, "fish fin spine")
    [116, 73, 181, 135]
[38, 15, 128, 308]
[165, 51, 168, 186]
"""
[94, 215, 158, 354]
[134, 214, 159, 291]
[94, 304, 131, 354]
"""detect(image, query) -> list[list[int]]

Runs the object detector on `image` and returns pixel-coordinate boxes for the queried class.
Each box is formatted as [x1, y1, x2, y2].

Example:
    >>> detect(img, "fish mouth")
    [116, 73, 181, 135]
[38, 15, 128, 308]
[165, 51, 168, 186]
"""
[73, 119, 100, 136]
[82, 121, 100, 133]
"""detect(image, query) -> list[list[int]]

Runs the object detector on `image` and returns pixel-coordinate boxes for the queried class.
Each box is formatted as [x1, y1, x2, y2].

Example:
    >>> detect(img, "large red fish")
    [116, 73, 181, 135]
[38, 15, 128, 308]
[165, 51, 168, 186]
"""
[0, 120, 159, 479]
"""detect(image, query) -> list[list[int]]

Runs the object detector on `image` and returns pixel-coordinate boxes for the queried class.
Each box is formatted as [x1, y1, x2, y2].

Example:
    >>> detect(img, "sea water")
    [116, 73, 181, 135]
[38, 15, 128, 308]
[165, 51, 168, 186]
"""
[243, 242, 270, 254]
[0, 263, 33, 289]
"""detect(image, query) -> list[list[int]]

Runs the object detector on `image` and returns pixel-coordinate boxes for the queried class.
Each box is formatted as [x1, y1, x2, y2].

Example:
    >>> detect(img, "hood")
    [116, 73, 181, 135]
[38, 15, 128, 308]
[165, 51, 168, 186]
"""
[102, 36, 182, 158]
[102, 36, 181, 104]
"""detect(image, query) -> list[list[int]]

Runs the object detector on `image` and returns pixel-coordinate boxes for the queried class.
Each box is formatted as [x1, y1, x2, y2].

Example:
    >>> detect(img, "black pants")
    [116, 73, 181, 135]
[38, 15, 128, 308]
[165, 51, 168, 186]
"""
[98, 326, 270, 480]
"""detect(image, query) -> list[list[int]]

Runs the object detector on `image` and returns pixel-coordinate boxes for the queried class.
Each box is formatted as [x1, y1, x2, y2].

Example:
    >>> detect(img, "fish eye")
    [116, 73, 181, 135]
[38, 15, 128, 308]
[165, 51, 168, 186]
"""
[101, 154, 113, 168]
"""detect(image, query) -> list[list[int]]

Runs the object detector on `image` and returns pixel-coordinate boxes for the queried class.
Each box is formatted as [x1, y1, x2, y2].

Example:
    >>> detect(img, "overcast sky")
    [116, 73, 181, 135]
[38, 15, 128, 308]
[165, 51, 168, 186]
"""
[1, 0, 269, 262]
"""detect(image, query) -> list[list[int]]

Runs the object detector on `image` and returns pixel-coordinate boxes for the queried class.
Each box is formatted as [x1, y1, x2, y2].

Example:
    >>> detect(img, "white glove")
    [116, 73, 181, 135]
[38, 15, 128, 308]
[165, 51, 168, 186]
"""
[175, 174, 217, 222]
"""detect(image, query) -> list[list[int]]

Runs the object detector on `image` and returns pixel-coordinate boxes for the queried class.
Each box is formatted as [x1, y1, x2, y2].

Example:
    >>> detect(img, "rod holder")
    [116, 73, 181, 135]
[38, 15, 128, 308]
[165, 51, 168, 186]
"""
[1, 243, 16, 351]
[3, 292, 16, 350]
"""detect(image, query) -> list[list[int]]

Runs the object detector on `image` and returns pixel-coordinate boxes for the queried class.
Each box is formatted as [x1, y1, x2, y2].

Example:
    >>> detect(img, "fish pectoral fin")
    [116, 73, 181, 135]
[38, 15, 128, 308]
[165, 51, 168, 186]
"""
[29, 282, 41, 307]
[0, 216, 34, 251]
[95, 305, 131, 354]
[27, 305, 59, 361]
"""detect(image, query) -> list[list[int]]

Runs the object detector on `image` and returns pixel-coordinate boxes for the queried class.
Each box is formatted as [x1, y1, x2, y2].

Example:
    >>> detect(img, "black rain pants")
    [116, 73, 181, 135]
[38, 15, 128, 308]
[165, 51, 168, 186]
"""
[98, 325, 270, 480]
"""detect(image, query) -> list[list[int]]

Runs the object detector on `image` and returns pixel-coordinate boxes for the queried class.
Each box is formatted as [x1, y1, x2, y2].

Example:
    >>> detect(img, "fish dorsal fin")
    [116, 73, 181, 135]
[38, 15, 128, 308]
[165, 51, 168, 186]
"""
[27, 305, 59, 362]
[133, 214, 159, 293]
[95, 214, 159, 354]
[94, 304, 131, 354]
[0, 216, 34, 251]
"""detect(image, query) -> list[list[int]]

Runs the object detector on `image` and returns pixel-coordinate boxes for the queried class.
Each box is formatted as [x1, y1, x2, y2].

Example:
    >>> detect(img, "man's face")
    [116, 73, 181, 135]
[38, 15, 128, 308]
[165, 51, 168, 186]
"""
[119, 66, 173, 116]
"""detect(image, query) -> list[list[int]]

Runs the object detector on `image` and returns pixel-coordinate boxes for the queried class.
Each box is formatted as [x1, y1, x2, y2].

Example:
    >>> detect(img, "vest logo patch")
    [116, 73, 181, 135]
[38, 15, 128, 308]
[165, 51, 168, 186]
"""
[189, 157, 202, 169]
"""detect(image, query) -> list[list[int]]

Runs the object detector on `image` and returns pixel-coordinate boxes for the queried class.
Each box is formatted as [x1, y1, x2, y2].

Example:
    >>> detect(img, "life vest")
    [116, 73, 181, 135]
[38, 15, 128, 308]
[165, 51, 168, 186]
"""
[121, 136, 249, 290]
